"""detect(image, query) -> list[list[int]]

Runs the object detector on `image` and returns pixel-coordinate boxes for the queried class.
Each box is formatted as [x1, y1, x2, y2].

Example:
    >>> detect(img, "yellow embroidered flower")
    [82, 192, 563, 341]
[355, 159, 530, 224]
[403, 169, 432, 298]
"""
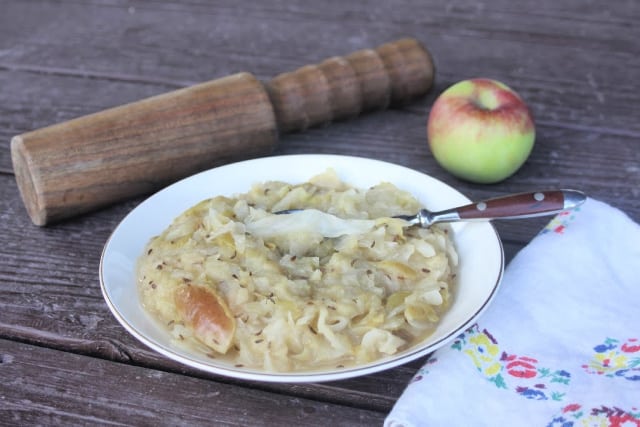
[582, 415, 610, 427]
[591, 351, 628, 374]
[464, 333, 501, 376]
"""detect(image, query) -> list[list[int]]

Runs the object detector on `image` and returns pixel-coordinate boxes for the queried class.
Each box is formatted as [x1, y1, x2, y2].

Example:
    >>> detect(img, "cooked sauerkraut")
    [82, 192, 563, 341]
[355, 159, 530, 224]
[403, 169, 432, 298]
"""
[137, 169, 458, 372]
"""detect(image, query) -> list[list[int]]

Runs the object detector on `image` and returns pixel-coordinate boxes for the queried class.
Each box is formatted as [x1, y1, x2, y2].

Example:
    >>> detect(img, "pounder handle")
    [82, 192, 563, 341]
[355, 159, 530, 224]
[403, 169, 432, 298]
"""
[267, 38, 434, 133]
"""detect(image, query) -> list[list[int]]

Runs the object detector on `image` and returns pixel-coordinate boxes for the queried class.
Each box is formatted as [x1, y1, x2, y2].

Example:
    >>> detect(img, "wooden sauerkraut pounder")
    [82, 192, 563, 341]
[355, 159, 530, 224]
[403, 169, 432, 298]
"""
[11, 38, 434, 226]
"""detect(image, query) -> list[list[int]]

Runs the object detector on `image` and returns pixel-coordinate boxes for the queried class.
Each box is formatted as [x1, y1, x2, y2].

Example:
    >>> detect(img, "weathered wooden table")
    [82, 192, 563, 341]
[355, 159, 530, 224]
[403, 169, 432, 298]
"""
[1, 1, 638, 425]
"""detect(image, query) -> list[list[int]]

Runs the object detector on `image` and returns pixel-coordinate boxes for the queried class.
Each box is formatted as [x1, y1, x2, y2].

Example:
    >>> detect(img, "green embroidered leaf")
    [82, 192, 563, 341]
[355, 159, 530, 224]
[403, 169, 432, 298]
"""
[490, 374, 507, 389]
[604, 337, 619, 346]
[538, 367, 551, 377]
[550, 376, 570, 385]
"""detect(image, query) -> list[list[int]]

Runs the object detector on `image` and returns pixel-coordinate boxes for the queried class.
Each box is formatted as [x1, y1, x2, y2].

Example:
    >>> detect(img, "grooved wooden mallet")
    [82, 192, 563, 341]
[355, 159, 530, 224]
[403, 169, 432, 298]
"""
[11, 38, 434, 226]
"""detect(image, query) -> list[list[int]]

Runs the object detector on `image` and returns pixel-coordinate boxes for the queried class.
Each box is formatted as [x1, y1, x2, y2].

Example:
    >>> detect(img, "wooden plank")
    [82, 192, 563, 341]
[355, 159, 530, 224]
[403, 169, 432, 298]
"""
[0, 339, 384, 426]
[0, 0, 637, 132]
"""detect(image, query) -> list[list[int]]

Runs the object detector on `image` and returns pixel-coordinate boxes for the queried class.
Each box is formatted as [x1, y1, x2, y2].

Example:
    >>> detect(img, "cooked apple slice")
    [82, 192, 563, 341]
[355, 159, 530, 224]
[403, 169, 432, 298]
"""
[174, 285, 236, 354]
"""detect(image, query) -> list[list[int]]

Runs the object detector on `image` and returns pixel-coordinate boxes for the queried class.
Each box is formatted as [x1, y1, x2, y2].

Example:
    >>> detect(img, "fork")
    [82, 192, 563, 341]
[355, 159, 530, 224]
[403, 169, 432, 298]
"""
[276, 190, 586, 228]
[392, 190, 586, 227]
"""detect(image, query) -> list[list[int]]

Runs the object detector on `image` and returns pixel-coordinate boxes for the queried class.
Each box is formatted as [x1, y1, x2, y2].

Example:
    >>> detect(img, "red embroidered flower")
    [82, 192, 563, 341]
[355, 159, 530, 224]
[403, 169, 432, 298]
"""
[621, 338, 640, 353]
[610, 413, 640, 427]
[592, 406, 640, 427]
[503, 354, 539, 378]
[562, 403, 582, 413]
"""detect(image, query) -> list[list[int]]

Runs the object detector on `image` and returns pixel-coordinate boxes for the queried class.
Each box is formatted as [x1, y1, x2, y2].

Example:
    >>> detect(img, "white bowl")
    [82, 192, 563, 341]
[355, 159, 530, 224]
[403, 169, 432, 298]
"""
[100, 154, 504, 382]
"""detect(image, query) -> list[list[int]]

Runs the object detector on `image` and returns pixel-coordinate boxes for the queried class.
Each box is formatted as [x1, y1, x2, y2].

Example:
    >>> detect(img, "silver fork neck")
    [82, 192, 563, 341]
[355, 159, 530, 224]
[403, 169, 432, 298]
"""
[418, 209, 460, 227]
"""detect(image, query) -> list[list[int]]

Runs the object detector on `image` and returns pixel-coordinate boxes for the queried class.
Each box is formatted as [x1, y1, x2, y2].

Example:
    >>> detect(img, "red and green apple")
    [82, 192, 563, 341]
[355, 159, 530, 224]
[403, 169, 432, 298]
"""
[427, 78, 535, 184]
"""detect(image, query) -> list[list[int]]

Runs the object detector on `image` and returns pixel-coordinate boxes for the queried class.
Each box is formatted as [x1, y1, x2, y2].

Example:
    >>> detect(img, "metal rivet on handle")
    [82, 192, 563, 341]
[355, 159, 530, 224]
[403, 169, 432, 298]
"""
[534, 192, 545, 201]
[476, 202, 487, 211]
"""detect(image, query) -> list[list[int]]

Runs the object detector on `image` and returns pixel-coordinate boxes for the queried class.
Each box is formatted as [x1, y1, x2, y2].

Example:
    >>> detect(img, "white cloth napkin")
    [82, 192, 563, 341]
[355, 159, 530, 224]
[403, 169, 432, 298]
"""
[385, 198, 640, 427]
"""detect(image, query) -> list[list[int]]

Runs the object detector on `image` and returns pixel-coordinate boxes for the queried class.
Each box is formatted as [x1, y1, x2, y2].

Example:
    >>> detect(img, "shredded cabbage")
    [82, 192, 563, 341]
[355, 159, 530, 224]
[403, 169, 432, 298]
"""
[137, 169, 458, 372]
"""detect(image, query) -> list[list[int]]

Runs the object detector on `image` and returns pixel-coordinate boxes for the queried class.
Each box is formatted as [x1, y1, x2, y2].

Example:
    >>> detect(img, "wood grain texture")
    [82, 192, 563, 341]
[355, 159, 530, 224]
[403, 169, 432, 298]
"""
[12, 72, 278, 225]
[0, 339, 384, 426]
[1, 0, 639, 424]
[455, 190, 569, 220]
[267, 38, 434, 133]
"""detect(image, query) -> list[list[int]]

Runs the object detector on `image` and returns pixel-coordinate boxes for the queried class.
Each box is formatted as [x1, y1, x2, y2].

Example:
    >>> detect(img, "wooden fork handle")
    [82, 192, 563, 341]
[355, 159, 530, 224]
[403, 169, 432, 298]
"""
[455, 190, 586, 220]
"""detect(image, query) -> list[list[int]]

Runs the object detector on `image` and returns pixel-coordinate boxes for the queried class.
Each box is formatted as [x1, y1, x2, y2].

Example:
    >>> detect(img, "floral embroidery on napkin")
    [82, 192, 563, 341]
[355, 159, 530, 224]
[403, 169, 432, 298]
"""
[540, 208, 581, 235]
[409, 357, 438, 384]
[452, 324, 571, 400]
[547, 403, 640, 426]
[582, 338, 640, 381]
